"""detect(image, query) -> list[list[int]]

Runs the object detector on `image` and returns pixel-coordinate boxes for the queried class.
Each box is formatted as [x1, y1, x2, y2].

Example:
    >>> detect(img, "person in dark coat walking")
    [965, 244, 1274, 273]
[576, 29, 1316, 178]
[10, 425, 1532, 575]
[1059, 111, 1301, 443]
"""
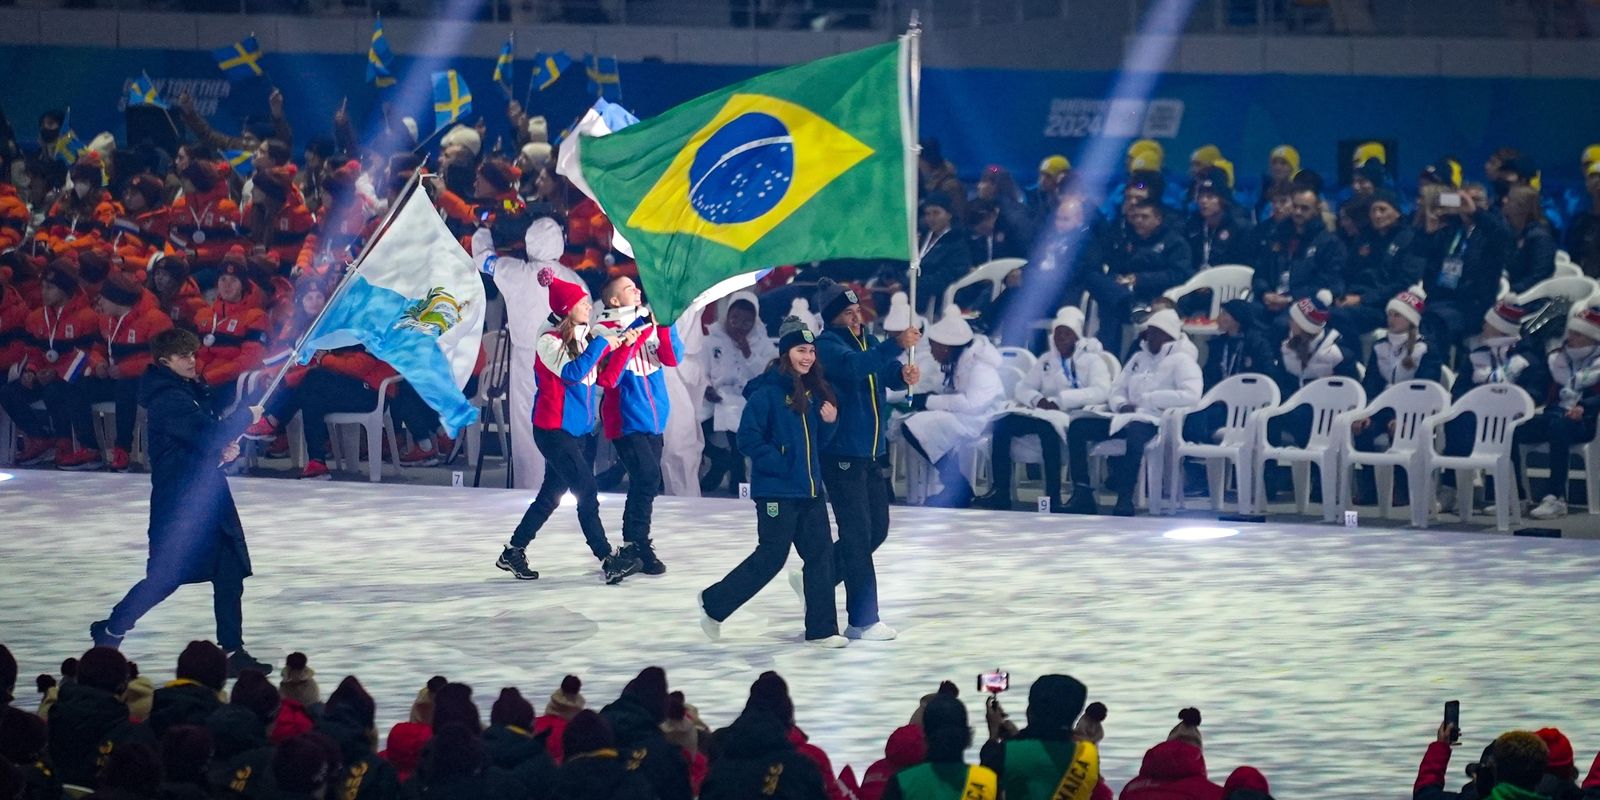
[599, 668, 691, 800]
[92, 329, 270, 677]
[550, 711, 655, 800]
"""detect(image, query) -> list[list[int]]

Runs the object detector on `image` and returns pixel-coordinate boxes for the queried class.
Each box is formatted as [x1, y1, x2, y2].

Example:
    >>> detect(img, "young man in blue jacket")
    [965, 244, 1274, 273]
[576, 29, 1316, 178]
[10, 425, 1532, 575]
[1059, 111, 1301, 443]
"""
[811, 278, 920, 642]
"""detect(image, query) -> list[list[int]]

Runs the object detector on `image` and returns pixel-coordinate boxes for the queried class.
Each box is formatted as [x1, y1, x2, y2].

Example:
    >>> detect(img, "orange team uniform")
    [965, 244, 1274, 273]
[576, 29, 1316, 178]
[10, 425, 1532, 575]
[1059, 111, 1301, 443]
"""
[168, 179, 242, 267]
[0, 282, 29, 372]
[0, 183, 30, 250]
[21, 300, 102, 380]
[153, 276, 208, 330]
[109, 207, 173, 281]
[302, 348, 400, 395]
[90, 291, 174, 379]
[248, 201, 316, 269]
[432, 188, 481, 252]
[562, 197, 636, 280]
[192, 298, 268, 388]
[295, 198, 376, 279]
[36, 192, 120, 256]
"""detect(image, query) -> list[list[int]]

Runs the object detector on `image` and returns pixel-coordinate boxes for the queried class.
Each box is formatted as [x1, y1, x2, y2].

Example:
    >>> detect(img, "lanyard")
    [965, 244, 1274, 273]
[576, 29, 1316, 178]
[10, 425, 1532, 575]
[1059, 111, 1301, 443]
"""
[1222, 339, 1240, 376]
[919, 228, 947, 259]
[107, 312, 130, 364]
[1060, 355, 1078, 388]
[1446, 229, 1465, 257]
[188, 201, 214, 230]
[44, 305, 64, 351]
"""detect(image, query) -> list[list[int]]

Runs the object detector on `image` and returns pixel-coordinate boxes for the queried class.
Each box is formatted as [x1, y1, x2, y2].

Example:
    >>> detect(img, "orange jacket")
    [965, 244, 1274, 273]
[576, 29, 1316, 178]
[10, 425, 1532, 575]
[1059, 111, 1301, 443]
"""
[152, 277, 207, 330]
[0, 184, 29, 251]
[0, 284, 28, 372]
[93, 298, 175, 379]
[244, 201, 316, 269]
[36, 192, 120, 256]
[193, 298, 268, 387]
[168, 185, 242, 266]
[110, 208, 172, 280]
[21, 300, 101, 380]
[294, 199, 374, 279]
[319, 348, 400, 396]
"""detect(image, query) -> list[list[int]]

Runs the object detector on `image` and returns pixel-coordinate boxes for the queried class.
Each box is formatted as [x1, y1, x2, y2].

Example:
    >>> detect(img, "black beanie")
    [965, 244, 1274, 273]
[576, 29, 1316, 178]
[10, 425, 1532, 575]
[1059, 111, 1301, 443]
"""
[44, 268, 77, 297]
[490, 687, 535, 729]
[622, 667, 669, 724]
[814, 277, 858, 326]
[562, 709, 613, 756]
[77, 647, 128, 693]
[228, 670, 281, 725]
[744, 671, 794, 727]
[432, 683, 481, 735]
[1371, 188, 1403, 211]
[327, 675, 376, 729]
[176, 641, 227, 691]
[1026, 674, 1088, 737]
[777, 315, 816, 355]
[100, 276, 142, 308]
[0, 707, 46, 763]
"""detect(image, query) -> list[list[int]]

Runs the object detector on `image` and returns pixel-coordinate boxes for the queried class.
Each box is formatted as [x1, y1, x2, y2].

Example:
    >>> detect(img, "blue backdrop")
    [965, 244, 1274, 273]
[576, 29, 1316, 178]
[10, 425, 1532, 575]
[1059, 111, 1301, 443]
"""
[3, 44, 1598, 195]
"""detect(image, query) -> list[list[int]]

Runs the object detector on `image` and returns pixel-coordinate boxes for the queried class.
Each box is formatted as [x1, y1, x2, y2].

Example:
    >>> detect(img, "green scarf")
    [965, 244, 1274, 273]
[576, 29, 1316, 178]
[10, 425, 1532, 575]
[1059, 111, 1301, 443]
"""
[1488, 783, 1550, 800]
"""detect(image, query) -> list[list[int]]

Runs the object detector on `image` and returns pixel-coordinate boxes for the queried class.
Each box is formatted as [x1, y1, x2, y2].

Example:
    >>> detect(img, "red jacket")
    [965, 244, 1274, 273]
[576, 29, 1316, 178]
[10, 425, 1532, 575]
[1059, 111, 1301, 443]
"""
[153, 277, 208, 330]
[789, 727, 848, 800]
[193, 298, 268, 387]
[168, 182, 242, 266]
[0, 283, 28, 372]
[21, 300, 101, 380]
[0, 184, 29, 250]
[1120, 741, 1222, 800]
[110, 207, 172, 281]
[1415, 741, 1453, 797]
[93, 297, 174, 379]
[859, 724, 925, 800]
[36, 191, 119, 255]
[533, 715, 568, 764]
[318, 349, 400, 396]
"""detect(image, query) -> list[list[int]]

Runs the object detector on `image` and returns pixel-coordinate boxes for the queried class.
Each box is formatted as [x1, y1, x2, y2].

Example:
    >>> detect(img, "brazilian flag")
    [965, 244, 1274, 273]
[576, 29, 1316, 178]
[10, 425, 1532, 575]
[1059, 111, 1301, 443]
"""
[577, 41, 910, 324]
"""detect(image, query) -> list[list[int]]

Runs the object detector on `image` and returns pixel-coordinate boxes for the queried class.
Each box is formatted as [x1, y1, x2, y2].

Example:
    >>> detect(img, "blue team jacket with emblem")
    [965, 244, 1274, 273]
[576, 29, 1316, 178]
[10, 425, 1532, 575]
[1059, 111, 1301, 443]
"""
[737, 368, 836, 499]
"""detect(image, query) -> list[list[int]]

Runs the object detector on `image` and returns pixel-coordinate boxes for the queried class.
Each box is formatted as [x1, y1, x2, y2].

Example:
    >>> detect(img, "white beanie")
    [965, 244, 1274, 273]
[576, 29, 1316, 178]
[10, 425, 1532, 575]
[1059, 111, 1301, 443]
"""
[882, 291, 913, 333]
[722, 290, 759, 321]
[1484, 301, 1528, 337]
[86, 132, 117, 162]
[519, 141, 553, 168]
[1386, 286, 1426, 328]
[527, 116, 549, 144]
[1569, 305, 1600, 342]
[1052, 305, 1085, 337]
[441, 124, 482, 157]
[1142, 308, 1184, 341]
[401, 117, 419, 145]
[926, 304, 975, 347]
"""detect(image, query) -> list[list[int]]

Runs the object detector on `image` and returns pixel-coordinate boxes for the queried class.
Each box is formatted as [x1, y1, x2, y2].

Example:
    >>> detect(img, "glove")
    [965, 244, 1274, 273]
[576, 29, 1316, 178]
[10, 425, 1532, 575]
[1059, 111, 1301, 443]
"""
[909, 393, 929, 411]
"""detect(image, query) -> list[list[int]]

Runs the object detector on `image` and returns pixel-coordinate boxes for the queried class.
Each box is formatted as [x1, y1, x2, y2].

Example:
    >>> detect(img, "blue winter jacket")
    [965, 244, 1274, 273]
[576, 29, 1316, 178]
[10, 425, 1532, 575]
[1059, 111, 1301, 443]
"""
[815, 326, 907, 460]
[737, 368, 835, 499]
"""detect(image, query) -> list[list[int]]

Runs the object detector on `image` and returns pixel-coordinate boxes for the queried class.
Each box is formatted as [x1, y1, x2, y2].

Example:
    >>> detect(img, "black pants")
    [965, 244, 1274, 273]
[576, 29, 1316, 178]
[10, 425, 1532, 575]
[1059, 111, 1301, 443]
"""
[0, 379, 68, 439]
[614, 432, 663, 547]
[512, 428, 612, 560]
[1066, 416, 1159, 496]
[107, 544, 246, 651]
[1079, 271, 1137, 357]
[295, 371, 380, 462]
[71, 376, 141, 450]
[1516, 409, 1599, 496]
[988, 415, 1064, 504]
[822, 456, 889, 629]
[1351, 409, 1409, 504]
[699, 420, 745, 493]
[701, 497, 838, 640]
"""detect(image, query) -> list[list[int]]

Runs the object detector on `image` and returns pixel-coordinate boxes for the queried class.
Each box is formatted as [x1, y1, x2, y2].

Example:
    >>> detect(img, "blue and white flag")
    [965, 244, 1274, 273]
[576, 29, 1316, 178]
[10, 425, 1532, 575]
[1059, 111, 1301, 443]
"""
[302, 181, 485, 435]
[554, 98, 638, 256]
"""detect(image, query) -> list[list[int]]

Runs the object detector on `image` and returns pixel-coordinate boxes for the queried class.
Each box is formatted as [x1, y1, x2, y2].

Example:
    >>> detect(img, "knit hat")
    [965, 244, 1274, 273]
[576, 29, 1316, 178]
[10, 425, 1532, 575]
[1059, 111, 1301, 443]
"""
[1590, 161, 1600, 178]
[538, 267, 588, 317]
[545, 675, 585, 719]
[1127, 138, 1164, 166]
[921, 191, 955, 216]
[431, 683, 481, 734]
[814, 277, 859, 325]
[219, 245, 247, 273]
[1039, 155, 1071, 176]
[745, 671, 795, 726]
[1211, 158, 1236, 189]
[562, 709, 613, 756]
[478, 159, 517, 194]
[1290, 289, 1335, 335]
[100, 275, 142, 308]
[527, 116, 549, 143]
[490, 687, 535, 729]
[1353, 141, 1387, 166]
[44, 268, 77, 297]
[1194, 166, 1233, 202]
[1584, 144, 1600, 169]
[519, 142, 552, 168]
[1420, 158, 1463, 188]
[1535, 728, 1574, 773]
[1223, 766, 1271, 799]
[440, 125, 482, 157]
[1371, 188, 1403, 212]
[1269, 144, 1301, 173]
[77, 251, 111, 284]
[1569, 305, 1600, 342]
[0, 707, 46, 763]
[1485, 301, 1530, 337]
[1219, 298, 1256, 331]
[777, 315, 817, 354]
[1190, 144, 1222, 165]
[920, 693, 968, 738]
[327, 675, 376, 729]
[127, 174, 166, 209]
[622, 667, 668, 723]
[228, 670, 280, 725]
[1143, 307, 1184, 341]
[882, 291, 915, 333]
[1053, 305, 1085, 337]
[380, 722, 432, 782]
[153, 256, 189, 282]
[1128, 154, 1160, 172]
[1169, 707, 1204, 748]
[1073, 702, 1107, 743]
[1026, 674, 1088, 737]
[1387, 286, 1427, 328]
[1355, 158, 1388, 187]
[926, 304, 974, 347]
[124, 675, 154, 721]
[253, 166, 294, 204]
[176, 641, 227, 691]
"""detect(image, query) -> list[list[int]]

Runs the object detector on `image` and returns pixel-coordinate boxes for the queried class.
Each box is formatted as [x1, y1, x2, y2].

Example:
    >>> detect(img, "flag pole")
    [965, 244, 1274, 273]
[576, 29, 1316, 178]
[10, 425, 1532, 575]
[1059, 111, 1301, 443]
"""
[247, 169, 427, 422]
[900, 13, 923, 371]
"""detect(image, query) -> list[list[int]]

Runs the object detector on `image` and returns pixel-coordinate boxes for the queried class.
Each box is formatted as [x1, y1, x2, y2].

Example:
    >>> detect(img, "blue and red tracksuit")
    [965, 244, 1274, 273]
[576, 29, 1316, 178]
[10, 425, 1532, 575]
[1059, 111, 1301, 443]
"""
[532, 327, 612, 434]
[594, 311, 682, 439]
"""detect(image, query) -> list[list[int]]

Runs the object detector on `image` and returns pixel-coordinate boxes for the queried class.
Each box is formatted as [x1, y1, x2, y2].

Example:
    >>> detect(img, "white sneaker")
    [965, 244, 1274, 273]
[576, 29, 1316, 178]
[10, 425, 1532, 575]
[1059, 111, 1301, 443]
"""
[697, 591, 721, 641]
[844, 622, 897, 641]
[804, 635, 849, 649]
[1530, 495, 1568, 520]
[787, 569, 805, 604]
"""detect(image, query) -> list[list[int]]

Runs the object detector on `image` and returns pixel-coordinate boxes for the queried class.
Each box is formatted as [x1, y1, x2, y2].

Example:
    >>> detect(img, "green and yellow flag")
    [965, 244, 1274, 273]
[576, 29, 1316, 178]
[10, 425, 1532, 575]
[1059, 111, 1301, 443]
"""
[577, 41, 911, 323]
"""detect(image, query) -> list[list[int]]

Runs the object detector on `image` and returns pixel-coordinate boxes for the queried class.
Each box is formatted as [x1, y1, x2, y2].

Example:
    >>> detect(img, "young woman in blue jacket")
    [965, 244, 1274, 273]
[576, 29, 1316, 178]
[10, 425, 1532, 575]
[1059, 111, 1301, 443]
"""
[699, 317, 847, 648]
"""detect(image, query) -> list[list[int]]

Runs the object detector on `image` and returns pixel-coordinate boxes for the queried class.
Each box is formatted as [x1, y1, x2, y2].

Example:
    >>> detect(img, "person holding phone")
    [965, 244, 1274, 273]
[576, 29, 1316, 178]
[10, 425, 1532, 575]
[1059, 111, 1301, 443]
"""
[1414, 183, 1513, 351]
[699, 317, 846, 648]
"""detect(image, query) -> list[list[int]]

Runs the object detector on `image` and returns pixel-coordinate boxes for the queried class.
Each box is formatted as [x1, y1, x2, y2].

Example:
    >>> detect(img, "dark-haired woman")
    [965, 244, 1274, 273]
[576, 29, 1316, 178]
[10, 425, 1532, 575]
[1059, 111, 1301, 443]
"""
[699, 317, 845, 648]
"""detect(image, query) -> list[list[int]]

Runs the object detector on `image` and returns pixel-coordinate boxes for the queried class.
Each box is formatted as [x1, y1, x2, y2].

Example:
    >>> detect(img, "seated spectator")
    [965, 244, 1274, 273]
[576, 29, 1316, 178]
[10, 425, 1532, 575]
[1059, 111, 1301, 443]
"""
[1080, 198, 1192, 359]
[537, 675, 586, 764]
[1204, 300, 1278, 389]
[976, 306, 1111, 512]
[278, 653, 321, 710]
[1518, 305, 1600, 520]
[1416, 184, 1512, 350]
[1, 705, 62, 800]
[900, 305, 1005, 508]
[485, 687, 557, 800]
[115, 175, 172, 282]
[552, 710, 654, 800]
[1120, 709, 1222, 800]
[1346, 288, 1444, 504]
[1534, 728, 1580, 800]
[1487, 731, 1553, 800]
[1333, 189, 1422, 342]
[976, 164, 1034, 246]
[967, 197, 1028, 266]
[75, 275, 173, 472]
[884, 693, 997, 800]
[701, 672, 830, 800]
[1276, 291, 1359, 395]
[159, 725, 216, 800]
[858, 693, 935, 800]
[92, 739, 163, 799]
[1064, 309, 1202, 516]
[1562, 162, 1600, 278]
[316, 676, 399, 800]
[1027, 155, 1071, 231]
[915, 193, 973, 315]
[1439, 301, 1549, 509]
[917, 139, 967, 222]
[985, 193, 1100, 348]
[1503, 186, 1557, 294]
[147, 641, 227, 738]
[48, 647, 137, 788]
[1251, 145, 1300, 223]
[600, 667, 691, 800]
[1222, 767, 1273, 800]
[146, 257, 207, 331]
[1253, 181, 1294, 257]
[1254, 183, 1345, 340]
[1187, 166, 1254, 271]
[0, 266, 102, 468]
[978, 674, 1097, 800]
[207, 669, 279, 798]
[699, 292, 774, 495]
[271, 732, 339, 800]
[168, 156, 243, 276]
[192, 256, 267, 413]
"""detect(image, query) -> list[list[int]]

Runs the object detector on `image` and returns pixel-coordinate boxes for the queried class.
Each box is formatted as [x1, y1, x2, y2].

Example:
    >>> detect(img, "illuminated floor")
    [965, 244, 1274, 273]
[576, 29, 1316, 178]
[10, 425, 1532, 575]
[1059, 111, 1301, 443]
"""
[3, 470, 1598, 799]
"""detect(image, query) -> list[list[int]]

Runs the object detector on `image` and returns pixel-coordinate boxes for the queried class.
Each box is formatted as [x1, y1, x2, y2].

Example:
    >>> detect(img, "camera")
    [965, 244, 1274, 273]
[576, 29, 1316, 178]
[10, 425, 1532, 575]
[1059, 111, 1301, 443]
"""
[1439, 192, 1462, 208]
[977, 670, 1009, 694]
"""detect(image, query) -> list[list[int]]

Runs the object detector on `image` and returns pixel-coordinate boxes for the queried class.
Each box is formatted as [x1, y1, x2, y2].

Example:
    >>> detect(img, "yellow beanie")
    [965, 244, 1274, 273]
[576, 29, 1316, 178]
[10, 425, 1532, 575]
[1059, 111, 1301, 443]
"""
[1129, 153, 1160, 172]
[1269, 144, 1301, 173]
[1190, 144, 1222, 166]
[1353, 141, 1387, 166]
[1583, 144, 1600, 169]
[1039, 155, 1071, 176]
[1128, 139, 1164, 167]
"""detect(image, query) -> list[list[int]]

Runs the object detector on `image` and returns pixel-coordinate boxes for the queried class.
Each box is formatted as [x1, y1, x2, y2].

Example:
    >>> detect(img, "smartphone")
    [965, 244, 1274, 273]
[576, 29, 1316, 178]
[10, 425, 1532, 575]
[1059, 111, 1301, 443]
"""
[1444, 700, 1460, 743]
[1439, 192, 1462, 208]
[978, 671, 1010, 694]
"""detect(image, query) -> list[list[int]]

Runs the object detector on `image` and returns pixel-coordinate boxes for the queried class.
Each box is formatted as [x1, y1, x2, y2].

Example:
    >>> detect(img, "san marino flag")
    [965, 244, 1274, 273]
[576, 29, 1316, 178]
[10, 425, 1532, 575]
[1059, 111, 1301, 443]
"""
[572, 41, 912, 324]
[301, 179, 485, 434]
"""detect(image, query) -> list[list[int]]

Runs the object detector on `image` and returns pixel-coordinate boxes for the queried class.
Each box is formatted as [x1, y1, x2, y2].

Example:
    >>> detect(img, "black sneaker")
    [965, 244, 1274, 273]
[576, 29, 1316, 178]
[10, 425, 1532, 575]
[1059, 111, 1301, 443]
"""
[495, 546, 540, 580]
[621, 543, 667, 576]
[971, 491, 1013, 511]
[601, 551, 643, 585]
[226, 649, 273, 678]
[1111, 493, 1136, 517]
[1063, 487, 1100, 515]
[90, 619, 124, 649]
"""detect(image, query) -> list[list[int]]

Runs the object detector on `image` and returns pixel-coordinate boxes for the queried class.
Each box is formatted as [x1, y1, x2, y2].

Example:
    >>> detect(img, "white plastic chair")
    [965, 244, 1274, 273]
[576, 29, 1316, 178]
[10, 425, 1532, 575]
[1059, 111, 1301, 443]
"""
[996, 346, 1037, 376]
[996, 365, 1025, 400]
[1514, 275, 1599, 308]
[462, 329, 510, 472]
[1161, 265, 1254, 334]
[1518, 419, 1600, 516]
[1250, 376, 1367, 520]
[325, 375, 403, 483]
[1417, 384, 1535, 531]
[0, 410, 16, 465]
[1165, 373, 1280, 514]
[1336, 380, 1451, 522]
[90, 402, 147, 467]
[1088, 429, 1168, 512]
[1440, 366, 1457, 392]
[1554, 261, 1583, 279]
[942, 258, 1026, 311]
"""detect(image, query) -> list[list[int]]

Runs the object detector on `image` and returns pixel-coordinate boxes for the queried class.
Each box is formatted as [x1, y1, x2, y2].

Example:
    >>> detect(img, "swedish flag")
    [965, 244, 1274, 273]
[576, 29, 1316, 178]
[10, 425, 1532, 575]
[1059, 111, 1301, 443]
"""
[127, 72, 166, 109]
[213, 36, 265, 81]
[50, 109, 87, 164]
[493, 35, 514, 89]
[431, 70, 473, 129]
[224, 149, 255, 179]
[576, 42, 909, 324]
[530, 51, 571, 92]
[584, 53, 620, 100]
[367, 18, 396, 88]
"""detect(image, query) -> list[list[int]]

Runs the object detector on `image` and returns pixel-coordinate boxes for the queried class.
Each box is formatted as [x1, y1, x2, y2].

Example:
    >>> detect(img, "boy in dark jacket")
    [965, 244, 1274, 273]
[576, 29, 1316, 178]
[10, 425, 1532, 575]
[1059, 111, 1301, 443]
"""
[207, 670, 279, 800]
[551, 711, 655, 800]
[92, 328, 270, 678]
[147, 641, 228, 737]
[599, 668, 691, 800]
[483, 687, 556, 800]
[48, 647, 140, 788]
[317, 676, 401, 800]
[701, 676, 829, 800]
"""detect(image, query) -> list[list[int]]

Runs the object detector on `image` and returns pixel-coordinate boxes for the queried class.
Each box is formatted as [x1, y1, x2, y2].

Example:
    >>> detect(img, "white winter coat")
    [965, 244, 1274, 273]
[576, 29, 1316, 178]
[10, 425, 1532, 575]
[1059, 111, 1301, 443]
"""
[1548, 343, 1600, 410]
[1103, 338, 1203, 434]
[1279, 329, 1348, 385]
[999, 338, 1114, 443]
[660, 316, 706, 496]
[700, 322, 777, 431]
[1468, 335, 1531, 387]
[902, 337, 1006, 463]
